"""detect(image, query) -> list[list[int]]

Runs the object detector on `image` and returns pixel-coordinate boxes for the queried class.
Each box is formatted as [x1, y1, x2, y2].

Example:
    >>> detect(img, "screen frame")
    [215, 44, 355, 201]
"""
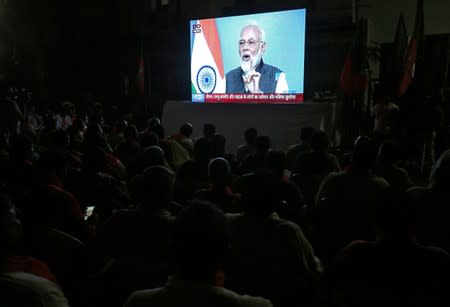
[189, 8, 307, 104]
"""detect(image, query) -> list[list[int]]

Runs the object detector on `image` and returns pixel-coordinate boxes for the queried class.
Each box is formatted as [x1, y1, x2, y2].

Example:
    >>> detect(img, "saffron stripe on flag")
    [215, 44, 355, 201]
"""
[199, 19, 224, 79]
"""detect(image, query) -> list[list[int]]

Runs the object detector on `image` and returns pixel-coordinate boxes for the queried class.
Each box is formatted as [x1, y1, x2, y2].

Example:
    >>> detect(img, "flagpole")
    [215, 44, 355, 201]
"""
[340, 17, 370, 147]
[353, 0, 360, 23]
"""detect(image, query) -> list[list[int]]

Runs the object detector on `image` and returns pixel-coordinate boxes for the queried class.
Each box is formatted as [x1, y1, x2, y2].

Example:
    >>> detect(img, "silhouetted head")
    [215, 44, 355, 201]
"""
[255, 135, 271, 154]
[241, 170, 279, 216]
[179, 123, 193, 138]
[136, 166, 175, 211]
[123, 124, 138, 140]
[203, 123, 216, 138]
[73, 118, 86, 132]
[115, 119, 128, 132]
[171, 200, 229, 282]
[208, 157, 231, 187]
[141, 146, 166, 169]
[211, 133, 226, 158]
[351, 136, 377, 169]
[265, 150, 286, 179]
[300, 126, 314, 143]
[146, 117, 161, 130]
[193, 137, 211, 162]
[152, 123, 165, 140]
[244, 128, 258, 145]
[310, 130, 329, 153]
[61, 101, 74, 115]
[140, 132, 159, 148]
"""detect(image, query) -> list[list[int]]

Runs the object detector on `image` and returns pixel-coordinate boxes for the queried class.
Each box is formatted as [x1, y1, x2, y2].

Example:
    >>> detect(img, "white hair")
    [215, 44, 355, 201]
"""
[241, 21, 266, 42]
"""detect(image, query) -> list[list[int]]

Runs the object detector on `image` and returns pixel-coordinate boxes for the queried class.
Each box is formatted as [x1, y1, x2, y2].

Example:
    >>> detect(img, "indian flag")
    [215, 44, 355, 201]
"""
[191, 19, 225, 94]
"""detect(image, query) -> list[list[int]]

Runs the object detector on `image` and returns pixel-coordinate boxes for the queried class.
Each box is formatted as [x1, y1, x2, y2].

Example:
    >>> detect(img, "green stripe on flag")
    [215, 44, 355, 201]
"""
[191, 82, 198, 94]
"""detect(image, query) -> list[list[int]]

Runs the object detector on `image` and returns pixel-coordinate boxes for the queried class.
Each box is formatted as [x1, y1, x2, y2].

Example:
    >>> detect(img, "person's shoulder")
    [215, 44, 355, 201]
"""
[0, 272, 69, 306]
[334, 240, 377, 267]
[1, 271, 58, 289]
[236, 143, 248, 151]
[392, 166, 409, 176]
[326, 152, 339, 160]
[416, 244, 450, 271]
[420, 244, 450, 256]
[406, 185, 432, 202]
[226, 67, 242, 78]
[218, 287, 273, 307]
[124, 288, 164, 307]
[261, 62, 283, 74]
[387, 102, 400, 110]
[407, 185, 429, 195]
[226, 212, 243, 224]
[265, 212, 304, 234]
[342, 240, 376, 253]
[287, 143, 302, 154]
[125, 285, 272, 307]
[370, 173, 390, 186]
[323, 170, 346, 181]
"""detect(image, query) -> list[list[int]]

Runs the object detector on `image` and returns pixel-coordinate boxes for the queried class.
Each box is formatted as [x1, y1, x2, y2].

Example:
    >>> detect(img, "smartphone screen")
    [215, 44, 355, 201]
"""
[84, 206, 95, 220]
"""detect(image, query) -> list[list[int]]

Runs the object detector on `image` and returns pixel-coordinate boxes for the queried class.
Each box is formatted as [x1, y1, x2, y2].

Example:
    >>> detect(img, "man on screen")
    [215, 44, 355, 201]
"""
[225, 23, 289, 94]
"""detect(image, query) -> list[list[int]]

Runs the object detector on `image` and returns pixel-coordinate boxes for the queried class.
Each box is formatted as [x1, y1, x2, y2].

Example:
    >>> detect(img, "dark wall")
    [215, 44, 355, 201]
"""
[1, 0, 353, 117]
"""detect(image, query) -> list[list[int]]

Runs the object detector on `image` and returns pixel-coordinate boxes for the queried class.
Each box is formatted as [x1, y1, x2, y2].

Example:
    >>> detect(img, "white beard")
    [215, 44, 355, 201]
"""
[240, 50, 262, 75]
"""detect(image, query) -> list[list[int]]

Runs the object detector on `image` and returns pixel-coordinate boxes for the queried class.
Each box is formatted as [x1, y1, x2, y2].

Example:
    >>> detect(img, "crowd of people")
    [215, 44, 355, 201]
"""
[1, 89, 450, 307]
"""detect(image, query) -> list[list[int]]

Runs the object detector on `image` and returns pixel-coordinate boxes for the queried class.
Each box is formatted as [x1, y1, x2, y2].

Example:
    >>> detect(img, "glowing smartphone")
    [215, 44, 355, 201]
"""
[84, 206, 95, 220]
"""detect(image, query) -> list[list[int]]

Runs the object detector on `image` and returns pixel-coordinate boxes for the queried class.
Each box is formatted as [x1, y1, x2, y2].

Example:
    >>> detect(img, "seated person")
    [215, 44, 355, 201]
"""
[240, 136, 271, 174]
[226, 171, 322, 307]
[293, 130, 340, 206]
[236, 128, 258, 166]
[314, 136, 389, 267]
[286, 126, 314, 171]
[408, 150, 450, 253]
[195, 157, 241, 213]
[264, 150, 306, 226]
[174, 138, 211, 205]
[97, 166, 176, 293]
[329, 188, 450, 307]
[374, 141, 413, 191]
[124, 200, 272, 307]
[171, 123, 194, 157]
[0, 193, 69, 307]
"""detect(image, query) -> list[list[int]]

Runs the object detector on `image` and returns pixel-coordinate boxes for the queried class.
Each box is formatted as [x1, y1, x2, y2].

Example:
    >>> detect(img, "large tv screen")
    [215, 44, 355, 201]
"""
[190, 8, 306, 104]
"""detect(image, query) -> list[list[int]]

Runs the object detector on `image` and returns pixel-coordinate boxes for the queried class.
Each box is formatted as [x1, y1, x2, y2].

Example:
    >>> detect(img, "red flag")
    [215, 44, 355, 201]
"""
[340, 18, 369, 96]
[397, 0, 424, 97]
[136, 47, 145, 96]
[391, 13, 408, 97]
